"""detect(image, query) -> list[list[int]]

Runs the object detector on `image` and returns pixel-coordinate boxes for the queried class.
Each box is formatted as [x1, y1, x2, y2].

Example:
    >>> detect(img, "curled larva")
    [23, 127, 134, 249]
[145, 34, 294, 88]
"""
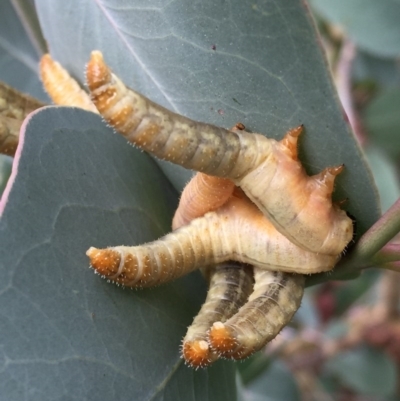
[174, 173, 253, 367]
[40, 54, 98, 113]
[38, 52, 353, 367]
[174, 173, 306, 363]
[182, 262, 254, 368]
[208, 270, 304, 359]
[85, 51, 353, 256]
[0, 81, 45, 156]
[87, 191, 338, 288]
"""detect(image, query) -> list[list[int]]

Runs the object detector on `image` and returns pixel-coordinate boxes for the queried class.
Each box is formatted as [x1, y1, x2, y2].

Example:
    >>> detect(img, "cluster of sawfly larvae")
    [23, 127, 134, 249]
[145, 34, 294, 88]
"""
[37, 51, 354, 368]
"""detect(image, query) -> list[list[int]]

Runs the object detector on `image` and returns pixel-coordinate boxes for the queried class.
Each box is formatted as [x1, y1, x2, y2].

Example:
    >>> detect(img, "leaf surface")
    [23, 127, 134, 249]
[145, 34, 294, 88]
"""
[0, 0, 48, 100]
[324, 345, 398, 397]
[311, 0, 400, 57]
[34, 0, 380, 235]
[0, 107, 236, 401]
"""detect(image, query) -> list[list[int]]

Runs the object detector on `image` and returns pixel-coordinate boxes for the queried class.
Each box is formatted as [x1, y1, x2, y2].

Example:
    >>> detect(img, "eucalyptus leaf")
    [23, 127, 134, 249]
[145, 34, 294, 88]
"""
[310, 0, 400, 57]
[353, 51, 400, 89]
[324, 345, 397, 397]
[364, 145, 400, 213]
[0, 107, 237, 401]
[242, 360, 301, 401]
[34, 0, 379, 236]
[0, 0, 48, 101]
[364, 90, 400, 160]
[0, 154, 12, 196]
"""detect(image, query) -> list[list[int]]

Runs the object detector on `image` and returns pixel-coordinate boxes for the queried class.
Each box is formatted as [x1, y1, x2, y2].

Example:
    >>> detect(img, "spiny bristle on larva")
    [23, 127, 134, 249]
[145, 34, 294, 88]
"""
[182, 340, 216, 368]
[86, 247, 121, 277]
[208, 322, 238, 356]
[86, 51, 112, 91]
[280, 125, 303, 160]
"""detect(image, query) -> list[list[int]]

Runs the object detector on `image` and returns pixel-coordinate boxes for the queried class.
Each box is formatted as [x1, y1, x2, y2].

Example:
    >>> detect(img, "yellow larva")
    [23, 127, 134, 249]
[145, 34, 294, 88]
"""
[208, 270, 304, 359]
[173, 173, 305, 366]
[0, 81, 45, 156]
[85, 51, 353, 256]
[39, 52, 354, 367]
[87, 191, 339, 287]
[182, 262, 254, 368]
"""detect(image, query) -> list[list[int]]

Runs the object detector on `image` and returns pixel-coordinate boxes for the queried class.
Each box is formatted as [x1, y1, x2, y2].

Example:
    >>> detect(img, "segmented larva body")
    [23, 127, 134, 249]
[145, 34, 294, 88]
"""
[0, 81, 45, 156]
[40, 54, 98, 114]
[172, 173, 306, 365]
[209, 270, 305, 359]
[182, 262, 254, 368]
[85, 51, 353, 256]
[87, 190, 338, 287]
[38, 52, 353, 367]
[172, 173, 235, 230]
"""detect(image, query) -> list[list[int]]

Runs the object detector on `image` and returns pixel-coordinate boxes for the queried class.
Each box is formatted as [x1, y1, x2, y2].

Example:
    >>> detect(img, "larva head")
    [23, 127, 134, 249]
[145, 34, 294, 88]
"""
[87, 247, 121, 275]
[86, 51, 147, 134]
[208, 322, 248, 359]
[40, 54, 98, 113]
[87, 247, 138, 286]
[182, 340, 217, 368]
[85, 51, 111, 92]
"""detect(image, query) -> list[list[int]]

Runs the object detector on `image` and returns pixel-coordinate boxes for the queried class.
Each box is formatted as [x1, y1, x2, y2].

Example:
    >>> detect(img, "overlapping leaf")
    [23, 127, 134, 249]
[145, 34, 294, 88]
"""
[0, 107, 237, 400]
[35, 0, 379, 236]
[0, 0, 381, 399]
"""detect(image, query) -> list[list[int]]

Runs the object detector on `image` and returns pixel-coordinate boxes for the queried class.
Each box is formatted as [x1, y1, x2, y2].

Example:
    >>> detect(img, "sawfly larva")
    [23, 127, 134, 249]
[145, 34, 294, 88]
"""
[85, 51, 353, 256]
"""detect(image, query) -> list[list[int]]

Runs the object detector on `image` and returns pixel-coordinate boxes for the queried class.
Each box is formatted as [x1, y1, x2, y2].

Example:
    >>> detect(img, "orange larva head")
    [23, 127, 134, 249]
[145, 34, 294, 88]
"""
[87, 247, 122, 277]
[208, 322, 239, 356]
[86, 51, 112, 92]
[182, 340, 216, 368]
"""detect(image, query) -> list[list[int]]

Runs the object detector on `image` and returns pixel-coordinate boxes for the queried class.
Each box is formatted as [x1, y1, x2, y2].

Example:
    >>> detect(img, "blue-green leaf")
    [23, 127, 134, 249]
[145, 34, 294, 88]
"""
[0, 0, 48, 100]
[0, 107, 237, 400]
[310, 0, 400, 57]
[324, 345, 397, 397]
[34, 0, 379, 236]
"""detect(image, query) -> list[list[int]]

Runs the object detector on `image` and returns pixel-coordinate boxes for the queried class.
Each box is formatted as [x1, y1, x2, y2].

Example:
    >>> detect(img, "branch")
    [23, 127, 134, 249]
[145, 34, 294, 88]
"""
[11, 0, 47, 56]
[353, 198, 400, 260]
[335, 39, 367, 146]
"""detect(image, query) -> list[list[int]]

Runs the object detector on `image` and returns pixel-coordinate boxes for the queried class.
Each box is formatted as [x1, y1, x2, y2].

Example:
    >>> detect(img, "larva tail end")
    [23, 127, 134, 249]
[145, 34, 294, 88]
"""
[208, 322, 240, 358]
[87, 247, 121, 277]
[280, 125, 303, 160]
[313, 164, 345, 197]
[86, 51, 111, 91]
[182, 340, 217, 368]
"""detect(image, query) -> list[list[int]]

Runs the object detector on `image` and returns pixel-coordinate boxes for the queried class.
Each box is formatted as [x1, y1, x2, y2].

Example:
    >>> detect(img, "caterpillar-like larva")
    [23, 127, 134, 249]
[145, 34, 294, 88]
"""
[175, 173, 305, 364]
[87, 190, 338, 287]
[38, 53, 352, 367]
[209, 269, 305, 359]
[85, 51, 353, 256]
[0, 81, 45, 156]
[182, 262, 254, 368]
[173, 173, 249, 367]
[40, 54, 98, 114]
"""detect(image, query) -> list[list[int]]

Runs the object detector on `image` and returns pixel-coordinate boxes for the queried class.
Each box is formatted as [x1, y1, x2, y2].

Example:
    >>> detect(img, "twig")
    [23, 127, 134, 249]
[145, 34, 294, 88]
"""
[335, 39, 368, 146]
[11, 0, 47, 56]
[354, 198, 400, 260]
